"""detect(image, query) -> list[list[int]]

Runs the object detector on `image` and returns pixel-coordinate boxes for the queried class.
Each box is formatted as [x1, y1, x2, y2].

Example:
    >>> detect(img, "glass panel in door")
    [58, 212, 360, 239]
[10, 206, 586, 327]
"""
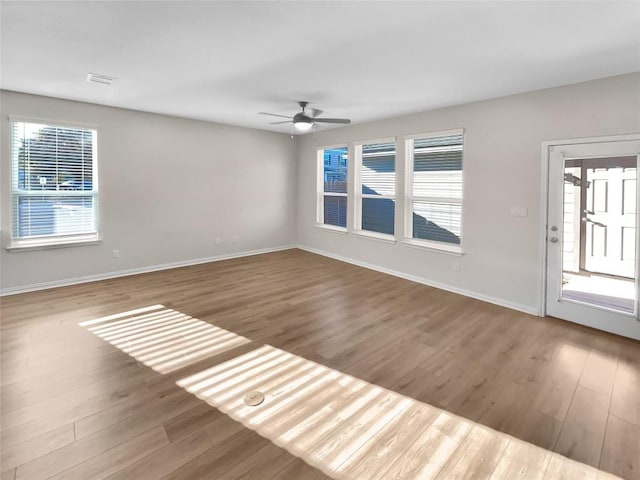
[561, 156, 637, 314]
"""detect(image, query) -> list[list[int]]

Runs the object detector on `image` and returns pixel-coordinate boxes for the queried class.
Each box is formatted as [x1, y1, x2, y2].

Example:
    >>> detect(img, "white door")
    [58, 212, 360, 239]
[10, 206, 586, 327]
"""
[584, 158, 637, 277]
[545, 137, 640, 340]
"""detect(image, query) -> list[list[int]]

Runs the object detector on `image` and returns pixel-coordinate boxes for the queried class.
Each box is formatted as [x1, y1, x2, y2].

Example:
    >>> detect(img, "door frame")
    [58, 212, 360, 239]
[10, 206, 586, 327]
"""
[539, 133, 640, 323]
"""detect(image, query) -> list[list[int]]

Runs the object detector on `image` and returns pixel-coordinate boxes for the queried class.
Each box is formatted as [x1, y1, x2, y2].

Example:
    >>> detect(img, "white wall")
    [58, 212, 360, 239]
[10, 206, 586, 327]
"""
[296, 73, 640, 314]
[3, 74, 639, 308]
[0, 91, 297, 292]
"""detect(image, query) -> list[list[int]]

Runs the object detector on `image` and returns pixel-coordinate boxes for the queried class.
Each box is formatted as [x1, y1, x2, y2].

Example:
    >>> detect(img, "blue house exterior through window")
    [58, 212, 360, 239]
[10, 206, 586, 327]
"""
[320, 147, 348, 228]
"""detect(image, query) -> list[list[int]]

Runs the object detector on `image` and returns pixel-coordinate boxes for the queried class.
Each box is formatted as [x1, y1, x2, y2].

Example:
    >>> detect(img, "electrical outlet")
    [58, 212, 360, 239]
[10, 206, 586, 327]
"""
[112, 249, 119, 259]
[215, 238, 222, 246]
[231, 235, 237, 244]
[453, 261, 461, 272]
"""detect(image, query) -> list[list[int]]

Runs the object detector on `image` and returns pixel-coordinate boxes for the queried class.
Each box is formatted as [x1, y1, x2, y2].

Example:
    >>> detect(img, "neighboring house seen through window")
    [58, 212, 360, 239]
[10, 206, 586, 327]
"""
[10, 121, 99, 248]
[406, 131, 464, 250]
[318, 147, 348, 228]
[355, 140, 395, 236]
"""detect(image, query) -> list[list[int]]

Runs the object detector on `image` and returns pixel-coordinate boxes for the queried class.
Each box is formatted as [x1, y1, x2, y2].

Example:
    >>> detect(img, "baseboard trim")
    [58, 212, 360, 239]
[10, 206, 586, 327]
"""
[0, 245, 296, 296]
[2, 243, 540, 316]
[296, 244, 540, 316]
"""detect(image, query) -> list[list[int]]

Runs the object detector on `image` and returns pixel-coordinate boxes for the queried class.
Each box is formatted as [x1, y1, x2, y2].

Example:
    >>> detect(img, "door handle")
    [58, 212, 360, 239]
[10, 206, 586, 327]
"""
[583, 217, 607, 227]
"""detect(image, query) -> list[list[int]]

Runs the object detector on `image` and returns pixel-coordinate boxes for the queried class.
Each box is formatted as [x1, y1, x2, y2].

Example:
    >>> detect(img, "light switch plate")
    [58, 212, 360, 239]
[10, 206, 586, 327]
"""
[510, 206, 528, 217]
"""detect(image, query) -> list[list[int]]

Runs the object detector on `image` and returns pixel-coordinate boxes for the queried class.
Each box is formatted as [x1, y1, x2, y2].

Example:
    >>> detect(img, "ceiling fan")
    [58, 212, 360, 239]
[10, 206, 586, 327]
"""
[259, 101, 351, 131]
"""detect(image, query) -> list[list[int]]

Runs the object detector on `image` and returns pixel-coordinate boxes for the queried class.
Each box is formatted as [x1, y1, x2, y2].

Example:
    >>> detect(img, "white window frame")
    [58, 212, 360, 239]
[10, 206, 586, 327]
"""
[8, 116, 100, 251]
[316, 145, 348, 232]
[404, 128, 464, 255]
[353, 137, 396, 242]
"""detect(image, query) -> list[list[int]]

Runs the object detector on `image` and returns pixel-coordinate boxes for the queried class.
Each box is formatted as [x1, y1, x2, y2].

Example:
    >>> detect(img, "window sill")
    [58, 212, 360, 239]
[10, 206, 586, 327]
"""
[6, 235, 101, 252]
[315, 224, 348, 234]
[402, 238, 463, 256]
[353, 230, 396, 244]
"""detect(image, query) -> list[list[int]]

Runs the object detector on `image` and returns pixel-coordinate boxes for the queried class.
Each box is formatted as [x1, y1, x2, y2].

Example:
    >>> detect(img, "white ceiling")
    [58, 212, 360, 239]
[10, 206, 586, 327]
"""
[2, 1, 639, 134]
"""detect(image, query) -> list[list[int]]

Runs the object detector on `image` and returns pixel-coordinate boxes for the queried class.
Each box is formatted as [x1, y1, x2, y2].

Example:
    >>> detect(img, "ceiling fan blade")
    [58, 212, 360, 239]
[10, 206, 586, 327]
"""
[309, 108, 324, 118]
[269, 120, 292, 125]
[313, 118, 351, 124]
[258, 112, 292, 119]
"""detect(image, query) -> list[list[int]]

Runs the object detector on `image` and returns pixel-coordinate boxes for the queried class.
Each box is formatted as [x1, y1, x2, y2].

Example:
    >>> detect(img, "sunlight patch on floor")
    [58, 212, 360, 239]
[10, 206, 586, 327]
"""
[80, 308, 622, 479]
[562, 272, 635, 313]
[177, 345, 621, 480]
[79, 305, 250, 373]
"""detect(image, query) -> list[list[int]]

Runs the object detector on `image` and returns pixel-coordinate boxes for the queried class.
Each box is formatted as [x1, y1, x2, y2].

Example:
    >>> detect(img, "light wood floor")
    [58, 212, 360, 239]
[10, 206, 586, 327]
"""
[1, 249, 638, 479]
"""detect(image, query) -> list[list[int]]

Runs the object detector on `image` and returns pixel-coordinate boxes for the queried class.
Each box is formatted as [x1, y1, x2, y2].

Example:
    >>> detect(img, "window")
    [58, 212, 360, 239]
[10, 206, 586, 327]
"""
[318, 146, 348, 228]
[406, 130, 463, 249]
[355, 140, 395, 236]
[10, 121, 99, 248]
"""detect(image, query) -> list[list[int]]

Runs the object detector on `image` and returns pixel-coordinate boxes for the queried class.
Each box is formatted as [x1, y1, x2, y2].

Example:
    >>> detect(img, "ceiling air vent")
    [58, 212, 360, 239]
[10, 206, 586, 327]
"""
[86, 73, 116, 85]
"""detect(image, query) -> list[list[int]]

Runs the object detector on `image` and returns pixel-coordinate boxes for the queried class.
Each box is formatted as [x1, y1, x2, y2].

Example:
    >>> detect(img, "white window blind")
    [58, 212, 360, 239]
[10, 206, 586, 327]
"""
[11, 121, 98, 246]
[318, 146, 348, 228]
[407, 132, 463, 246]
[356, 140, 395, 235]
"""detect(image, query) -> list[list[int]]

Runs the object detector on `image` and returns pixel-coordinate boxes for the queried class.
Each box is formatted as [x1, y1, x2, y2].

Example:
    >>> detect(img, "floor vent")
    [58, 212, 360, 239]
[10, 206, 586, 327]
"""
[244, 391, 265, 406]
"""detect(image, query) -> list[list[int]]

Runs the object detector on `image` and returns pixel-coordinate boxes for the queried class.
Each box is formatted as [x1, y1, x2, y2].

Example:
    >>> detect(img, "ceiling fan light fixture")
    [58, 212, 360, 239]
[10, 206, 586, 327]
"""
[294, 120, 313, 131]
[293, 112, 313, 131]
[260, 101, 350, 131]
